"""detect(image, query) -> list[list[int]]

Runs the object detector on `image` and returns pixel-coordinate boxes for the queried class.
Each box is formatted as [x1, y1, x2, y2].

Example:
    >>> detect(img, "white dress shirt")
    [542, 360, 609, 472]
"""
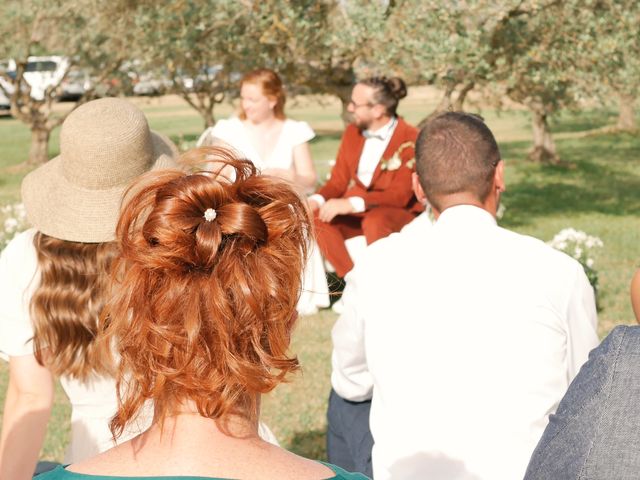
[331, 205, 599, 480]
[310, 117, 397, 213]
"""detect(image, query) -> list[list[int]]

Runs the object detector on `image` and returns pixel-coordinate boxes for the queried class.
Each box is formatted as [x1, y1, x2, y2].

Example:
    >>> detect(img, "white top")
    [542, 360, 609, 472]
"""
[357, 117, 397, 188]
[310, 117, 398, 214]
[197, 117, 315, 171]
[331, 205, 599, 480]
[0, 229, 148, 462]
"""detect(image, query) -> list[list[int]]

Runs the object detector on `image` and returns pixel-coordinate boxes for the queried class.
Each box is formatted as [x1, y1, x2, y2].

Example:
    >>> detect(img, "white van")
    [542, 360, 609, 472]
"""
[23, 56, 70, 101]
[0, 60, 15, 110]
[0, 75, 14, 111]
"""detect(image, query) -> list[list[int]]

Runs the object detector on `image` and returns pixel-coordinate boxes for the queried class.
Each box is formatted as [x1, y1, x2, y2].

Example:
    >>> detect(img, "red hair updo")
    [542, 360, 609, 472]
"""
[100, 146, 310, 437]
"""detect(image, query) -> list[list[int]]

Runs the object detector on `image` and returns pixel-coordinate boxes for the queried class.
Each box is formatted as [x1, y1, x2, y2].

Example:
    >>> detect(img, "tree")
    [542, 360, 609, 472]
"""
[486, 1, 598, 163]
[375, 0, 494, 118]
[129, 0, 392, 127]
[374, 0, 561, 124]
[0, 0, 134, 166]
[378, 1, 633, 163]
[578, 0, 640, 131]
[126, 0, 252, 129]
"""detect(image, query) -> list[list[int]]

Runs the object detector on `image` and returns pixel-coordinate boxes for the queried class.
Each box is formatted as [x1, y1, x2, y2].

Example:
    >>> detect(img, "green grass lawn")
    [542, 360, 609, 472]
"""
[0, 92, 639, 462]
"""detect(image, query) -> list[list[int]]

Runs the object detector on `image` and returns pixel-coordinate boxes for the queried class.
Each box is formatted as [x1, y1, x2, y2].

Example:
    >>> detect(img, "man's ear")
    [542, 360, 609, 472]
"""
[372, 103, 387, 120]
[494, 160, 506, 193]
[412, 172, 427, 205]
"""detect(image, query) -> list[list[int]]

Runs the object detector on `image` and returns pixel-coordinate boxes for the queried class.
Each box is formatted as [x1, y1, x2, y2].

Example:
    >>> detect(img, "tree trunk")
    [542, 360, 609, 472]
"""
[328, 84, 353, 126]
[28, 127, 51, 167]
[452, 82, 475, 111]
[338, 96, 351, 126]
[418, 84, 455, 129]
[202, 108, 215, 129]
[528, 107, 559, 163]
[616, 93, 636, 131]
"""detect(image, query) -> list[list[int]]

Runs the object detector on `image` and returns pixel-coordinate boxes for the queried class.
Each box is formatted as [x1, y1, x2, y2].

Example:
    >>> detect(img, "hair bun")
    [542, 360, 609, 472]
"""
[388, 77, 407, 100]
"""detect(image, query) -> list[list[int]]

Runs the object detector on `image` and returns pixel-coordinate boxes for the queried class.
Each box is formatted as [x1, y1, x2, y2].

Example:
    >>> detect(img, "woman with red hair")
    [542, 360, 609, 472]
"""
[197, 68, 317, 192]
[37, 147, 366, 479]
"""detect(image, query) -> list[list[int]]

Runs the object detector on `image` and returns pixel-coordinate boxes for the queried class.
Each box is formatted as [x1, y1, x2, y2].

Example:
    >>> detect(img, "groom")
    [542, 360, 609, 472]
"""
[308, 76, 422, 278]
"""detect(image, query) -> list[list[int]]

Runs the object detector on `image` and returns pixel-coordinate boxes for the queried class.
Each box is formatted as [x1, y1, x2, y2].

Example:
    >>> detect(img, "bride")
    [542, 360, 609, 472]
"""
[198, 68, 329, 315]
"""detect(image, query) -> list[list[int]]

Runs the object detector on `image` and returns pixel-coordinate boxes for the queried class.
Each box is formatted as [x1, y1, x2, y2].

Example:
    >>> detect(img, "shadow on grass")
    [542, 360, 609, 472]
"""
[500, 132, 640, 228]
[288, 428, 327, 461]
[550, 110, 618, 134]
[312, 131, 342, 143]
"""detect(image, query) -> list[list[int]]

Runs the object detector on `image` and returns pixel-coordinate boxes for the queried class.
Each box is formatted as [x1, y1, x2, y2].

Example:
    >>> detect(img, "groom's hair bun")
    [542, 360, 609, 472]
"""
[360, 75, 408, 116]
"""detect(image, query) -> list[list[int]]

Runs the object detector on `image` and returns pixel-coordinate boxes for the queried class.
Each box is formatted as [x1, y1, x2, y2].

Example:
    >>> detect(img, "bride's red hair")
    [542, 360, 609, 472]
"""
[99, 147, 310, 437]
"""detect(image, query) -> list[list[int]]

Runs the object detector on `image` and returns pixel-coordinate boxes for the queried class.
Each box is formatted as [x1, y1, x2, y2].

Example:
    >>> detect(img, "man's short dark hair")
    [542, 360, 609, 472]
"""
[415, 112, 501, 211]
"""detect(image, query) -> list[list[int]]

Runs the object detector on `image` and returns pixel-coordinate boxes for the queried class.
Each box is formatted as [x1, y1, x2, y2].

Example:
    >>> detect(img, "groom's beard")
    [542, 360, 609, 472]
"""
[353, 117, 372, 132]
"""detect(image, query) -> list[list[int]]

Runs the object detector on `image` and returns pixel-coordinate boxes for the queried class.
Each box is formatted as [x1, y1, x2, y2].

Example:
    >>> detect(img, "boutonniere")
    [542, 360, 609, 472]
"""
[380, 141, 415, 171]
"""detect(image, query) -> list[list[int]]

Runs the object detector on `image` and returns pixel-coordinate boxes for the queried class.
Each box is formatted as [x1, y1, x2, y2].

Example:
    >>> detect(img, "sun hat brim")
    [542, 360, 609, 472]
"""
[21, 131, 178, 243]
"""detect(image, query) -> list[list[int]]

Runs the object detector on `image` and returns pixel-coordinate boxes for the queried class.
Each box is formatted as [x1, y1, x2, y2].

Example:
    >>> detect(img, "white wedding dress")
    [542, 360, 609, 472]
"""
[198, 118, 330, 315]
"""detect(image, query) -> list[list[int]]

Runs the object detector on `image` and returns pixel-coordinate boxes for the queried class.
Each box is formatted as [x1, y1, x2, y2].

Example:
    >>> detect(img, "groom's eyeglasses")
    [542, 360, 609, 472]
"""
[348, 99, 374, 109]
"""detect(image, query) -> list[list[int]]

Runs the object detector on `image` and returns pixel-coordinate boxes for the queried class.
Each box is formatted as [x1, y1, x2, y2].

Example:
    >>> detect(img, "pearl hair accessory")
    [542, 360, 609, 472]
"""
[203, 208, 217, 222]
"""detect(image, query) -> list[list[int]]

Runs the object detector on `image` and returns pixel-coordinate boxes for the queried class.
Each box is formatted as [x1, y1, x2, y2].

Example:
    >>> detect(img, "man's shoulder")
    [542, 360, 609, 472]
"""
[395, 117, 419, 139]
[496, 226, 583, 275]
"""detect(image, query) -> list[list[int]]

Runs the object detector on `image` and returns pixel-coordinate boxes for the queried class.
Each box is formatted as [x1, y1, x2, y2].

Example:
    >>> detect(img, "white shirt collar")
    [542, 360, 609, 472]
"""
[363, 116, 397, 141]
[435, 204, 497, 227]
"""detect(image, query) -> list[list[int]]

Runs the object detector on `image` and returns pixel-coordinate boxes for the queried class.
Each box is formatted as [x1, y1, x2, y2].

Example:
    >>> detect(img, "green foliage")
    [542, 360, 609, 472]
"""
[0, 0, 137, 164]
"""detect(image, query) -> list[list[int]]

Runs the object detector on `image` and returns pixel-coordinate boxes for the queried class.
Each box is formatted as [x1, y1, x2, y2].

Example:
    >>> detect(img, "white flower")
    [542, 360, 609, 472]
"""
[381, 141, 414, 172]
[4, 218, 17, 230]
[586, 258, 594, 268]
[381, 153, 402, 171]
[0, 202, 30, 251]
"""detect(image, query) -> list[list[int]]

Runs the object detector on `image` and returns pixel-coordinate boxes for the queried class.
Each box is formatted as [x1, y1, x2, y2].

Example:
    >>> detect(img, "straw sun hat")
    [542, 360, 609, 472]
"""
[22, 97, 178, 243]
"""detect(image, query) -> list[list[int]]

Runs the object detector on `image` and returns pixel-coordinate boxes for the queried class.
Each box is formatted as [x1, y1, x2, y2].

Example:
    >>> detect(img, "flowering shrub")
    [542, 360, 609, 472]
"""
[0, 203, 29, 252]
[548, 228, 603, 292]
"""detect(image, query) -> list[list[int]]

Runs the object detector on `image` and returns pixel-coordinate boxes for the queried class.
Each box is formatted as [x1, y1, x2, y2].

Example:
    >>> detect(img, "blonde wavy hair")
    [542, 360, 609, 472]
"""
[31, 232, 117, 379]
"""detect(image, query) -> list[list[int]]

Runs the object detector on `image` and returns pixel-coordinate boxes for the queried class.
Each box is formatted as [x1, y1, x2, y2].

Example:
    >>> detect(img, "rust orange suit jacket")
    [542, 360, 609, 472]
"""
[317, 117, 422, 213]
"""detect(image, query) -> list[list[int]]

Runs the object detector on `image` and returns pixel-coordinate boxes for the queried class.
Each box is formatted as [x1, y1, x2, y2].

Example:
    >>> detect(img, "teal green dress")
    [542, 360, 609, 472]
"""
[35, 462, 370, 479]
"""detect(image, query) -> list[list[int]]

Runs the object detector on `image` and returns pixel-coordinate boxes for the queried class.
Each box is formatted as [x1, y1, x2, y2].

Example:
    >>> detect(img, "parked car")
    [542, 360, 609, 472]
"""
[0, 59, 15, 111]
[23, 56, 70, 101]
[57, 68, 91, 101]
[191, 65, 241, 93]
[132, 72, 172, 96]
[0, 76, 13, 111]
